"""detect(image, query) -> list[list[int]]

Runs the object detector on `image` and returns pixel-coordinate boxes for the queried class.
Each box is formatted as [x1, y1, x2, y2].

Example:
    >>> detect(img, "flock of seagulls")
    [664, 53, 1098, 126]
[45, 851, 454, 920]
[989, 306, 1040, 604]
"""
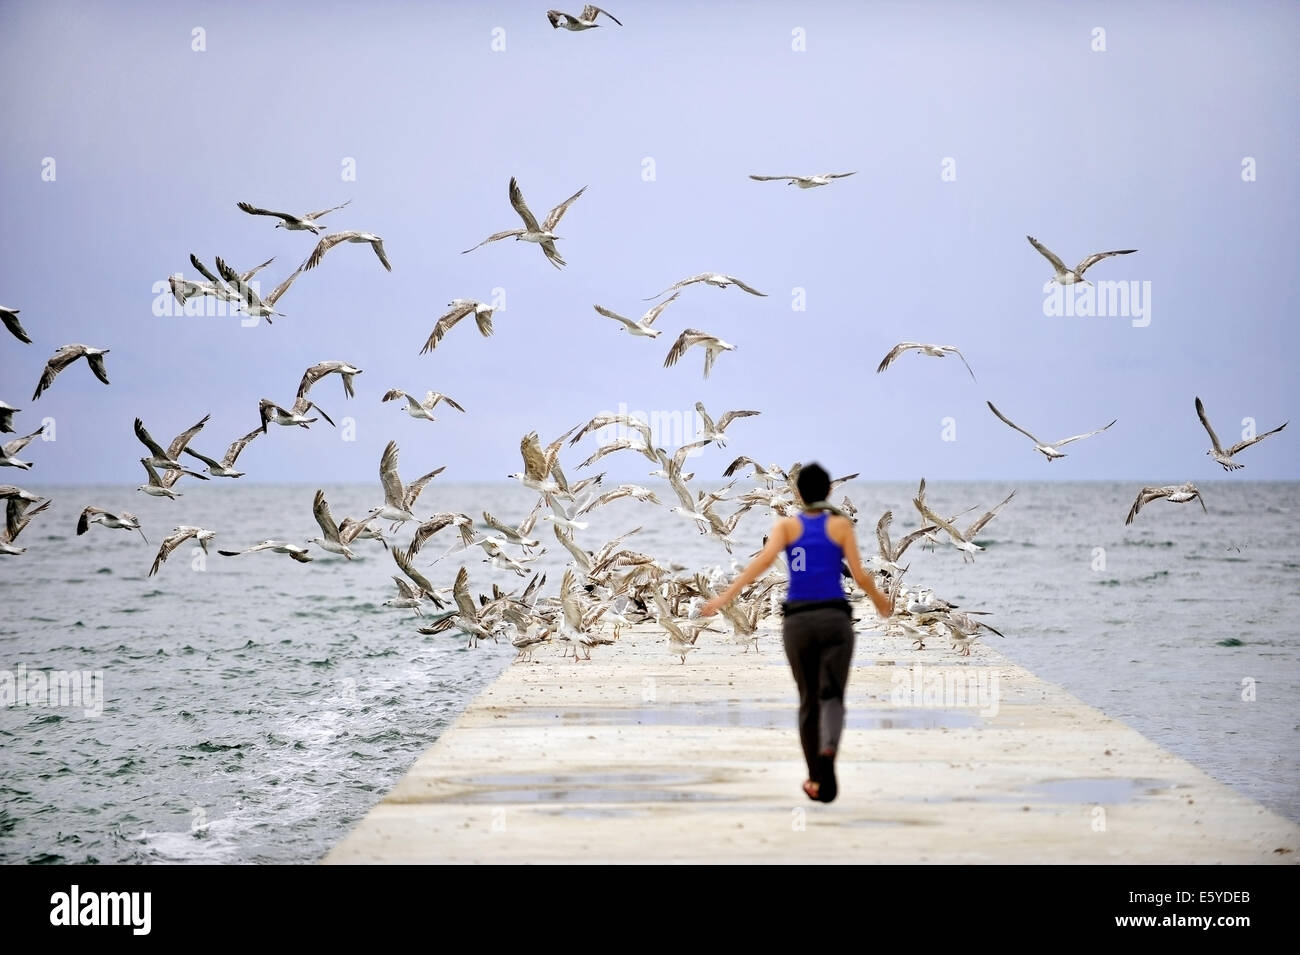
[1, 8, 1290, 681]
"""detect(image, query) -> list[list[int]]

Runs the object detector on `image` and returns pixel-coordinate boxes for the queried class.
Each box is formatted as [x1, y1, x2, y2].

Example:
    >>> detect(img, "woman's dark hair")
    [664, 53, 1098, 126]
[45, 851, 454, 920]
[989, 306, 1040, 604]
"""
[796, 463, 831, 504]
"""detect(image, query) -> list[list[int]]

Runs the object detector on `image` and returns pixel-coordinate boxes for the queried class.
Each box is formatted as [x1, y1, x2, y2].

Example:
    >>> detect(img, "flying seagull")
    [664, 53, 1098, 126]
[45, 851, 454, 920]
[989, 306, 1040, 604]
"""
[0, 425, 44, 470]
[693, 402, 759, 448]
[0, 401, 19, 433]
[0, 498, 51, 556]
[369, 440, 444, 528]
[462, 177, 586, 269]
[134, 415, 211, 475]
[77, 506, 148, 544]
[1125, 483, 1206, 525]
[150, 525, 215, 576]
[986, 401, 1116, 462]
[664, 328, 737, 379]
[309, 489, 358, 560]
[1027, 235, 1136, 285]
[749, 172, 856, 188]
[215, 258, 303, 323]
[303, 232, 391, 272]
[258, 396, 335, 433]
[645, 273, 766, 300]
[218, 540, 313, 563]
[33, 344, 110, 400]
[1, 306, 31, 344]
[297, 360, 363, 401]
[236, 199, 351, 233]
[381, 389, 465, 422]
[182, 427, 261, 478]
[421, 300, 495, 353]
[594, 292, 679, 339]
[1195, 396, 1287, 472]
[877, 342, 976, 381]
[546, 5, 622, 29]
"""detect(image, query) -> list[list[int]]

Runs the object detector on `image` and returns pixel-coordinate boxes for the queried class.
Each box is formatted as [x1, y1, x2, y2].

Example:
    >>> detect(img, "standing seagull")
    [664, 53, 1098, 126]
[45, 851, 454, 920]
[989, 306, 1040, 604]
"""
[749, 172, 856, 188]
[421, 299, 495, 353]
[1125, 483, 1207, 525]
[236, 199, 351, 233]
[546, 5, 621, 29]
[1, 306, 31, 344]
[32, 345, 110, 400]
[1027, 235, 1136, 285]
[1195, 396, 1287, 472]
[986, 401, 1116, 462]
[462, 177, 586, 269]
[877, 342, 976, 381]
[594, 293, 679, 339]
[664, 328, 737, 379]
[303, 232, 391, 272]
[0, 425, 44, 469]
[77, 506, 148, 543]
[182, 427, 261, 479]
[382, 389, 465, 422]
[369, 441, 444, 528]
[645, 272, 766, 300]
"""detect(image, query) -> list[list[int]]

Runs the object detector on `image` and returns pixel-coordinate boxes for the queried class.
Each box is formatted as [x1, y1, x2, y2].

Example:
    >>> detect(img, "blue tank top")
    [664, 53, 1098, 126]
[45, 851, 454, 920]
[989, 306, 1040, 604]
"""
[784, 512, 846, 602]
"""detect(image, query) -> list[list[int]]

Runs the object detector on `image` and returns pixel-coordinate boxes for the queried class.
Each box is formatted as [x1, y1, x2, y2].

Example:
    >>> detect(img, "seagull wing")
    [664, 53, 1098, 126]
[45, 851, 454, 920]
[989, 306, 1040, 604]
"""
[304, 199, 352, 220]
[166, 414, 210, 460]
[303, 233, 353, 271]
[645, 274, 708, 300]
[181, 446, 221, 469]
[222, 428, 261, 467]
[421, 303, 473, 353]
[1194, 397, 1224, 453]
[642, 291, 680, 326]
[453, 566, 479, 620]
[594, 304, 639, 331]
[237, 201, 297, 224]
[264, 266, 303, 308]
[508, 177, 543, 233]
[2, 309, 32, 344]
[876, 342, 920, 373]
[1026, 235, 1068, 274]
[520, 431, 549, 483]
[403, 466, 446, 511]
[986, 401, 1042, 445]
[716, 409, 760, 432]
[542, 185, 587, 232]
[313, 489, 342, 541]
[369, 237, 392, 272]
[749, 175, 796, 182]
[392, 544, 436, 597]
[461, 229, 523, 254]
[663, 328, 707, 368]
[379, 441, 405, 507]
[585, 4, 622, 25]
[722, 275, 766, 296]
[33, 345, 82, 400]
[875, 510, 894, 559]
[134, 418, 171, 459]
[1052, 419, 1117, 448]
[946, 346, 978, 382]
[238, 257, 275, 282]
[1075, 248, 1137, 277]
[1225, 420, 1288, 456]
[965, 489, 1016, 538]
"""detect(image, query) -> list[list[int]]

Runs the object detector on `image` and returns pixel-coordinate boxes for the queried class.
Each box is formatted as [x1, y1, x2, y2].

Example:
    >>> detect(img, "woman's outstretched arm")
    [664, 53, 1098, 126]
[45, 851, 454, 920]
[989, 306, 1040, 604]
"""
[831, 516, 894, 617]
[699, 520, 790, 616]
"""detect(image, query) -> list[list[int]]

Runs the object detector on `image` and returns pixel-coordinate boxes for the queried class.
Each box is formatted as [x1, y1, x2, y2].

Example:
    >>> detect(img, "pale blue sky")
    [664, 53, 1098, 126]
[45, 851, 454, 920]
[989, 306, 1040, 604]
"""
[1, 0, 1296, 485]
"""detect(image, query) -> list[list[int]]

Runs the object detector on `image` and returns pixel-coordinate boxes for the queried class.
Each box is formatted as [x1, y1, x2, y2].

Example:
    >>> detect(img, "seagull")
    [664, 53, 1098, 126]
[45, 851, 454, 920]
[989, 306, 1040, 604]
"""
[150, 525, 216, 576]
[383, 574, 429, 618]
[693, 402, 759, 448]
[339, 515, 390, 551]
[877, 342, 976, 381]
[0, 498, 51, 556]
[258, 396, 335, 433]
[645, 273, 766, 300]
[182, 254, 272, 309]
[0, 401, 18, 433]
[482, 508, 542, 548]
[297, 361, 363, 401]
[915, 487, 1016, 563]
[874, 510, 937, 575]
[546, 5, 622, 29]
[419, 566, 497, 648]
[408, 511, 477, 555]
[2, 306, 32, 344]
[136, 459, 186, 500]
[938, 612, 1004, 656]
[309, 489, 357, 560]
[369, 440, 444, 528]
[593, 293, 679, 339]
[1125, 483, 1207, 525]
[182, 427, 261, 478]
[77, 506, 148, 544]
[215, 258, 303, 323]
[134, 416, 211, 474]
[236, 199, 351, 233]
[218, 540, 313, 563]
[575, 484, 662, 516]
[986, 401, 1116, 462]
[32, 344, 110, 400]
[1195, 396, 1287, 472]
[381, 389, 465, 421]
[304, 232, 391, 272]
[652, 593, 703, 665]
[664, 328, 736, 378]
[421, 299, 495, 353]
[0, 425, 44, 469]
[1027, 235, 1136, 285]
[749, 172, 856, 188]
[510, 428, 577, 495]
[391, 544, 444, 608]
[462, 177, 586, 269]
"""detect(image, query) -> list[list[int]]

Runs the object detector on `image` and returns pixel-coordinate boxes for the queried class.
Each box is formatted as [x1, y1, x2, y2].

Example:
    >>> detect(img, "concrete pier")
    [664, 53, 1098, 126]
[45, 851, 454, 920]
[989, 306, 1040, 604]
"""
[325, 621, 1299, 864]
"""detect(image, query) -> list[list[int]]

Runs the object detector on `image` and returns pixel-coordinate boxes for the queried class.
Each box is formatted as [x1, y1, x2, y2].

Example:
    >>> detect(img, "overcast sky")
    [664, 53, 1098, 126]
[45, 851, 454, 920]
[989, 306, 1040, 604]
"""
[2, 0, 1296, 486]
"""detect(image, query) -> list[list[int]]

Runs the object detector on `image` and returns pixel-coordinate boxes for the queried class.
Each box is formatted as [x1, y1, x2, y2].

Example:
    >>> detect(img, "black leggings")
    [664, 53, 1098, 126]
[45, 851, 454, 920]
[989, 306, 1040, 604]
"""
[782, 607, 856, 777]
